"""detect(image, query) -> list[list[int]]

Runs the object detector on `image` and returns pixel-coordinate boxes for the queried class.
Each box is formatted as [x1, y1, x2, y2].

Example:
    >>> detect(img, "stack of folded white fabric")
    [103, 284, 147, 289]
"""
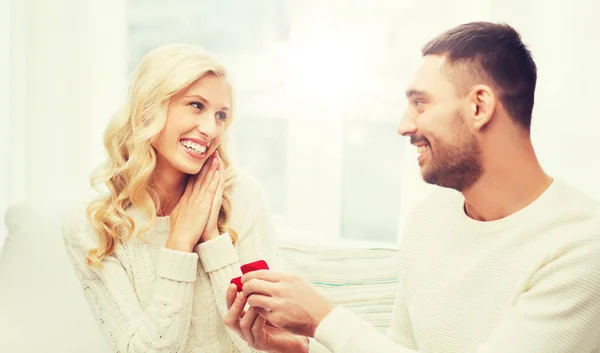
[279, 242, 401, 333]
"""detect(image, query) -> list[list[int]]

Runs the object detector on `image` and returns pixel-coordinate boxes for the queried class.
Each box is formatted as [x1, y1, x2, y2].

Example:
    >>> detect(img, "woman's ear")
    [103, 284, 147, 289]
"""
[468, 85, 496, 131]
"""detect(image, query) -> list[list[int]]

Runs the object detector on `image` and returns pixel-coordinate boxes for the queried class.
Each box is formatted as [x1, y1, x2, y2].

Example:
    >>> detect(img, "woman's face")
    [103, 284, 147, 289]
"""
[153, 74, 232, 176]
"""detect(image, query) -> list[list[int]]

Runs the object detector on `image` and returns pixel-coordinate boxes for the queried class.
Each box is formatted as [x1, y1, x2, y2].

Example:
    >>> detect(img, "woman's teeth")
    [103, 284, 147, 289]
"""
[181, 140, 207, 154]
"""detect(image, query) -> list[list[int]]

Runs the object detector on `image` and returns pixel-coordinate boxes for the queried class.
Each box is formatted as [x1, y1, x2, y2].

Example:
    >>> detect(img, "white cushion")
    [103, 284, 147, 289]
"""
[280, 242, 400, 333]
[0, 204, 110, 353]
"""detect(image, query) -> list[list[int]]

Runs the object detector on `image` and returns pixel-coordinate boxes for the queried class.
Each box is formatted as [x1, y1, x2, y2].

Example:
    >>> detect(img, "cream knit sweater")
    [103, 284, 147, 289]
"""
[62, 173, 278, 353]
[313, 180, 600, 353]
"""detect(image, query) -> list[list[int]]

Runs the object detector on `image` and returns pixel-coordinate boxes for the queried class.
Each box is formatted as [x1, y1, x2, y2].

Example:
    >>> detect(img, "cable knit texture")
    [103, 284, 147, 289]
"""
[62, 172, 279, 353]
[313, 180, 600, 353]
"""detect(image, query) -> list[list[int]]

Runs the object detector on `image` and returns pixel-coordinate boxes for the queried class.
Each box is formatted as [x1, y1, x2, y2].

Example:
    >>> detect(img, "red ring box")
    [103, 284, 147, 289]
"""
[240, 260, 270, 274]
[230, 276, 243, 292]
[231, 260, 270, 292]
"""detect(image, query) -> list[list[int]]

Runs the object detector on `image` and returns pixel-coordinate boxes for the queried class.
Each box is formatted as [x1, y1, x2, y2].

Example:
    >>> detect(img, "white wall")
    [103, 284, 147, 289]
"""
[491, 0, 600, 201]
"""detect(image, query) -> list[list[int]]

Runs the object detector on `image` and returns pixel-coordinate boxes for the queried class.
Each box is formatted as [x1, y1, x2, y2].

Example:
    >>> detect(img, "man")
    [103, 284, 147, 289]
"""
[225, 22, 600, 353]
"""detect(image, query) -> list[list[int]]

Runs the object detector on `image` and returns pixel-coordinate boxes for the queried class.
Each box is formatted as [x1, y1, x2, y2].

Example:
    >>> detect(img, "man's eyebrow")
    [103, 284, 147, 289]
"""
[405, 89, 428, 98]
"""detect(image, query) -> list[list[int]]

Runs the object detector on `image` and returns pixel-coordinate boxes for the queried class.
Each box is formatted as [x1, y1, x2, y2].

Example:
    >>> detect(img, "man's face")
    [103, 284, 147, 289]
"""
[398, 55, 483, 191]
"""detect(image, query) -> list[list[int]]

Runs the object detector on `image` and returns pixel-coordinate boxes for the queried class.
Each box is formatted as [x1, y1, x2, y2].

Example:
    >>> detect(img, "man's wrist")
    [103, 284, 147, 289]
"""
[310, 303, 335, 337]
[268, 334, 309, 353]
[294, 335, 310, 353]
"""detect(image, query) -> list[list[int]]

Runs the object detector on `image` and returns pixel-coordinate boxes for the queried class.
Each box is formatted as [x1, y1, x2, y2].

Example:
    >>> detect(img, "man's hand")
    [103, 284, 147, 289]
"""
[224, 284, 309, 353]
[241, 270, 335, 338]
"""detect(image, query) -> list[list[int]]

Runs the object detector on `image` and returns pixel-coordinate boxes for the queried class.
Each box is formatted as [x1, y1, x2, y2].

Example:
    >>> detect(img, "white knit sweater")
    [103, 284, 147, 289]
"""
[62, 173, 279, 353]
[313, 180, 600, 353]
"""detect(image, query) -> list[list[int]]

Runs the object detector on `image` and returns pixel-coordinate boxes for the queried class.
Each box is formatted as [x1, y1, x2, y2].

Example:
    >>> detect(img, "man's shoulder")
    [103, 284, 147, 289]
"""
[546, 180, 600, 232]
[523, 180, 600, 252]
[551, 179, 600, 214]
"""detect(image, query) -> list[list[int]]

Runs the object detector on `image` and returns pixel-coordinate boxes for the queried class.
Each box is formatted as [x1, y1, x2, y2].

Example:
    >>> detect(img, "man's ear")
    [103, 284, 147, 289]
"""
[468, 85, 496, 131]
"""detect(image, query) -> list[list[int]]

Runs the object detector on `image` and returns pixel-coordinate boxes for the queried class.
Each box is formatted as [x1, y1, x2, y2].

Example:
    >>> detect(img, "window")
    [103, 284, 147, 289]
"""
[126, 0, 412, 243]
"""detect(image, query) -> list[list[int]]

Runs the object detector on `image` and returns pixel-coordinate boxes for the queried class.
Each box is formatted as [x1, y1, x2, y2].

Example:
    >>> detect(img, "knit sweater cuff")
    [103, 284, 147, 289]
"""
[156, 248, 198, 282]
[194, 233, 239, 272]
[308, 337, 330, 353]
[314, 307, 369, 352]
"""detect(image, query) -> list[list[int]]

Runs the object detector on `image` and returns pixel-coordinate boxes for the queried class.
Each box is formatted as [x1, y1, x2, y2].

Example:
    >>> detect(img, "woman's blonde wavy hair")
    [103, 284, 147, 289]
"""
[86, 43, 238, 268]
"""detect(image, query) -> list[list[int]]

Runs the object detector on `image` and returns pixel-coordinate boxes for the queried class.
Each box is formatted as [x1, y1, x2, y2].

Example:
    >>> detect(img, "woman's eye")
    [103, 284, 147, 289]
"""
[215, 111, 228, 120]
[190, 102, 204, 111]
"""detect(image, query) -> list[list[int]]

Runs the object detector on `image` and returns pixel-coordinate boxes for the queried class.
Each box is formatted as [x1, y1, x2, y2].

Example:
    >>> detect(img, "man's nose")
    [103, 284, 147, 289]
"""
[397, 111, 417, 137]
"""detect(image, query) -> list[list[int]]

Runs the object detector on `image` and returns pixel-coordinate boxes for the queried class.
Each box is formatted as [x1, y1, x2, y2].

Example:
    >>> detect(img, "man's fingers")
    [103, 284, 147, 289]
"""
[240, 307, 260, 347]
[246, 293, 277, 312]
[242, 277, 283, 299]
[224, 292, 247, 335]
[251, 314, 268, 344]
[226, 284, 237, 310]
[242, 270, 286, 284]
[232, 292, 248, 317]
[254, 307, 277, 328]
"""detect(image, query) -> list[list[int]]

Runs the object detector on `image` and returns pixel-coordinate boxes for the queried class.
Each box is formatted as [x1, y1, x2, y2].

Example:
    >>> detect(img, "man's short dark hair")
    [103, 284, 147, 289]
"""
[422, 22, 537, 130]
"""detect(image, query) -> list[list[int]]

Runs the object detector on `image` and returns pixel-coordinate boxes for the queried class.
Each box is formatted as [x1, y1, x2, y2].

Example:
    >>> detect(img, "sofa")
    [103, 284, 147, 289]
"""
[0, 204, 400, 353]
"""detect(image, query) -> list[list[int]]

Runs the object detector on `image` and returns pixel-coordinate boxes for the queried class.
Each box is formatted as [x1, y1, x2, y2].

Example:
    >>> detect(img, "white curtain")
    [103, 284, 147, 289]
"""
[1, 0, 10, 240]
[2, 0, 600, 244]
[1, 0, 127, 239]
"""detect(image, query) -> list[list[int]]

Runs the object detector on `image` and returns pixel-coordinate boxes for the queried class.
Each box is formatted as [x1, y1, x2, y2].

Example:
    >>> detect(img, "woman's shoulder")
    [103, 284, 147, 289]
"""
[228, 169, 273, 225]
[230, 169, 268, 204]
[61, 201, 100, 252]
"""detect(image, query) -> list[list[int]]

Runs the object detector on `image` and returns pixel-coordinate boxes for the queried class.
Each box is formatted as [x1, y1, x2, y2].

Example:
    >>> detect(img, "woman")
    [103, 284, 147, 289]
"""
[62, 43, 279, 353]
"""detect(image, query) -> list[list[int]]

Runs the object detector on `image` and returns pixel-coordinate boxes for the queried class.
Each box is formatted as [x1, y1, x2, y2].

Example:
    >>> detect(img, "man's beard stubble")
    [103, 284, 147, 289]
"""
[413, 113, 484, 192]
